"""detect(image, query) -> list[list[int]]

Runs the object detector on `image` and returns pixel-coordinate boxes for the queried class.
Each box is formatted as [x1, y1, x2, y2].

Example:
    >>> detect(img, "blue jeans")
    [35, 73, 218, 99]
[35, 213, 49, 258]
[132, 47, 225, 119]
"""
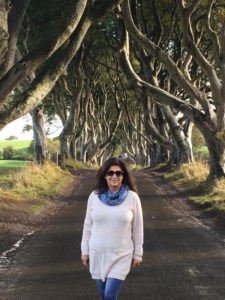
[96, 277, 124, 300]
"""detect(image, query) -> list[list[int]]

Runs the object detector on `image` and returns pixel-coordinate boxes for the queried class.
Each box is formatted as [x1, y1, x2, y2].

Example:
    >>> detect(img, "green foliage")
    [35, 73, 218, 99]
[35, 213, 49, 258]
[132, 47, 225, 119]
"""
[192, 127, 209, 161]
[5, 135, 18, 140]
[20, 0, 76, 52]
[47, 138, 60, 155]
[3, 146, 15, 159]
[193, 146, 209, 161]
[192, 126, 205, 148]
[29, 138, 59, 158]
[1, 145, 32, 161]
[22, 124, 33, 133]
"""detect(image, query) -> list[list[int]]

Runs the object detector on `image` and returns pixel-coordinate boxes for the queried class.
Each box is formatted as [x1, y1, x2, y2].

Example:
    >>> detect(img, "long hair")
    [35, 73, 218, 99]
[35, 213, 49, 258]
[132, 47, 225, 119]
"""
[94, 157, 138, 193]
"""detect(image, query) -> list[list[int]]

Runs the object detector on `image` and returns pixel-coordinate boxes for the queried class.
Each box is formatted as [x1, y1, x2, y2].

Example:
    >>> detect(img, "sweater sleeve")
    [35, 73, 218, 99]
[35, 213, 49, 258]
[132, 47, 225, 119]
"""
[81, 193, 93, 255]
[132, 193, 144, 260]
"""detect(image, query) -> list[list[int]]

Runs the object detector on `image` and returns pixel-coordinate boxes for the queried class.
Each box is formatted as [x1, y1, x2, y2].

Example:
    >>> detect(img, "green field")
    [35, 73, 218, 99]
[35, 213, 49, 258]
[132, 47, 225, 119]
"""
[0, 140, 31, 152]
[0, 160, 27, 176]
[193, 146, 209, 161]
[0, 160, 27, 168]
[0, 140, 32, 169]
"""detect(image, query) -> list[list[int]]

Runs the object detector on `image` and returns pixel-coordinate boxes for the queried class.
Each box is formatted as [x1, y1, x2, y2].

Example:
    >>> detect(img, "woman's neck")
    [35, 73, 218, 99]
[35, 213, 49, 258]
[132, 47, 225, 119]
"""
[109, 186, 121, 193]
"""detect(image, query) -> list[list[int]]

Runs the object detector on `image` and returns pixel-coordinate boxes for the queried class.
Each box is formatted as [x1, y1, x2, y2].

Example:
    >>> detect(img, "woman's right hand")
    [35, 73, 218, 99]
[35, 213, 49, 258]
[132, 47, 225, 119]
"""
[81, 254, 89, 268]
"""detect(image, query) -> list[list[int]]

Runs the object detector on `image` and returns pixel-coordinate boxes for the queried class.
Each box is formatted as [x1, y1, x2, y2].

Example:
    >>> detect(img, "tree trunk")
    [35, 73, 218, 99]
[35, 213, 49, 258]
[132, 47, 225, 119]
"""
[59, 55, 84, 160]
[0, 0, 30, 78]
[162, 105, 193, 164]
[0, 0, 10, 66]
[59, 134, 70, 160]
[32, 104, 49, 164]
[69, 138, 76, 159]
[200, 127, 225, 180]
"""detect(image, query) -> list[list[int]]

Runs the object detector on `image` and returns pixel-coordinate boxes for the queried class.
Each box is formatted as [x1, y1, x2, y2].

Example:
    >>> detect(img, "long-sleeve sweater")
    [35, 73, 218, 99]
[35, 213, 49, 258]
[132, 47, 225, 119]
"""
[81, 190, 144, 281]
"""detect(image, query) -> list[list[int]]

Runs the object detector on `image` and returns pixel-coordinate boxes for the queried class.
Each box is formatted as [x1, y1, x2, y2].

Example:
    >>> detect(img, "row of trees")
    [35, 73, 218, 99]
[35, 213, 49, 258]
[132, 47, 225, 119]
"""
[0, 0, 225, 180]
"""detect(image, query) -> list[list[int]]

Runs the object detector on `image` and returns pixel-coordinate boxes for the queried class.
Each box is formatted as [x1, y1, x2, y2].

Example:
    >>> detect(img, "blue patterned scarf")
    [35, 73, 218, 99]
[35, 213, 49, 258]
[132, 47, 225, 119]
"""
[98, 185, 129, 206]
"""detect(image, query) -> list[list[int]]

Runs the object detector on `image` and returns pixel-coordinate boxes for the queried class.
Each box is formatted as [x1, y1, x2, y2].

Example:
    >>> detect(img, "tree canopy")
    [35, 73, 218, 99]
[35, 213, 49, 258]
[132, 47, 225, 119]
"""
[1, 0, 225, 179]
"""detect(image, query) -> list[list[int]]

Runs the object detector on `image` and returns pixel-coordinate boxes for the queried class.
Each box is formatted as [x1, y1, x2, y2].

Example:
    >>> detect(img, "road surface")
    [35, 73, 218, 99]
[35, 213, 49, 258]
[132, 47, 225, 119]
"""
[0, 170, 225, 299]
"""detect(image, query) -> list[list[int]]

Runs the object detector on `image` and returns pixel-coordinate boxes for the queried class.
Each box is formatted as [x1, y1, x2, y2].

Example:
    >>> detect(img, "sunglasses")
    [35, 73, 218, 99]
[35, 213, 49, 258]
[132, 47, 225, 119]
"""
[105, 170, 124, 177]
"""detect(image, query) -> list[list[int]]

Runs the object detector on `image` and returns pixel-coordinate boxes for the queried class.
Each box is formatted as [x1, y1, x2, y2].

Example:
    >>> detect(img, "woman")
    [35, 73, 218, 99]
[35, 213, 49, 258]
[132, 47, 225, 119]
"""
[81, 157, 144, 300]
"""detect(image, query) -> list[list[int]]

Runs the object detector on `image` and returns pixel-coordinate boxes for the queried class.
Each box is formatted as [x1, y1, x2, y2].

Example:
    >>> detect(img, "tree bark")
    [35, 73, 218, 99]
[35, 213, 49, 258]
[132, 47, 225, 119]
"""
[87, 98, 122, 163]
[59, 56, 84, 159]
[0, 0, 11, 65]
[0, 0, 123, 130]
[198, 125, 225, 180]
[31, 104, 49, 164]
[0, 0, 30, 78]
[162, 105, 193, 164]
[118, 21, 225, 179]
[0, 0, 87, 102]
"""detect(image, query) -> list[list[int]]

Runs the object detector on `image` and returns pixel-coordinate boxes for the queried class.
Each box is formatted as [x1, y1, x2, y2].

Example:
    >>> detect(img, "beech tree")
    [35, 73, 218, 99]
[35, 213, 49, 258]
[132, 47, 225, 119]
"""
[119, 0, 225, 179]
[32, 104, 49, 163]
[0, 0, 123, 130]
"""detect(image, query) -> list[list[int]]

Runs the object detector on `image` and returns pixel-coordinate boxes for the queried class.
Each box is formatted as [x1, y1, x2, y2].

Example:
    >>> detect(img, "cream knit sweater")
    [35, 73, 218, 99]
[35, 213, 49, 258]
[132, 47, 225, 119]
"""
[81, 190, 144, 281]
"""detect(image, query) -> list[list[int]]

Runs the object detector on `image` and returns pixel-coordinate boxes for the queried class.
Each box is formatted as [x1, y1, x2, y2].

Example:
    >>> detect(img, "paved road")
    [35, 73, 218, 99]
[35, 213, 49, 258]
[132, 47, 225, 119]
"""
[0, 170, 225, 299]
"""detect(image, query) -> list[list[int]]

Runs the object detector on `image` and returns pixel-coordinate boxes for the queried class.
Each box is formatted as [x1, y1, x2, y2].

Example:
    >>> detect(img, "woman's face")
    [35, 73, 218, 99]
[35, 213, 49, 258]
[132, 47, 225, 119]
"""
[105, 165, 124, 192]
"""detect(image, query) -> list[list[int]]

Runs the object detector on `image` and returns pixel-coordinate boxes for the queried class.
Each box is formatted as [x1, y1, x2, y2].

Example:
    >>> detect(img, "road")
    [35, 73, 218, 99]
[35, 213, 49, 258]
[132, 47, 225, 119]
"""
[0, 170, 225, 300]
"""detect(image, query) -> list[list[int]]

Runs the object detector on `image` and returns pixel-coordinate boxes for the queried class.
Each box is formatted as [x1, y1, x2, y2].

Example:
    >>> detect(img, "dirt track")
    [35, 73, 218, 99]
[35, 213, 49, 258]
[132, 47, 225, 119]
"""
[0, 170, 225, 300]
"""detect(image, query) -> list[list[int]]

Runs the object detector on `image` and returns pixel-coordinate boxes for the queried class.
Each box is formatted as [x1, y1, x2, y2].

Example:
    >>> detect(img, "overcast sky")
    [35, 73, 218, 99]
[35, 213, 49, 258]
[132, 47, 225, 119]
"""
[0, 114, 62, 141]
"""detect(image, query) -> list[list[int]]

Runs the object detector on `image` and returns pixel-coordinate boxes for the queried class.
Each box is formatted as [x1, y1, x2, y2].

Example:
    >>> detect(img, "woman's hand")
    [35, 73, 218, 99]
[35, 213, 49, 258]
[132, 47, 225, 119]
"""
[81, 254, 89, 268]
[131, 258, 142, 268]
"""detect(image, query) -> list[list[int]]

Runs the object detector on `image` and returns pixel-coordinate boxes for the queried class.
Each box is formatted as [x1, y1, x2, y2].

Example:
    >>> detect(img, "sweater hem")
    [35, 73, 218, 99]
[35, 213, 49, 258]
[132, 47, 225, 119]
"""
[91, 274, 126, 281]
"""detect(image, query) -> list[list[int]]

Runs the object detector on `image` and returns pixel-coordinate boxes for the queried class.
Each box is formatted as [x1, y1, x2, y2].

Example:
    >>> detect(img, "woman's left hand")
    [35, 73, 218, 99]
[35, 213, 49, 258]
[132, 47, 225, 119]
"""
[132, 259, 142, 267]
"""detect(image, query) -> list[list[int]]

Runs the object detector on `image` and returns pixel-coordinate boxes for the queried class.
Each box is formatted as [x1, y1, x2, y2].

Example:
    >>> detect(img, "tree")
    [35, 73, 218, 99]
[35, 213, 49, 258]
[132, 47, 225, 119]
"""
[3, 146, 15, 159]
[32, 104, 49, 164]
[0, 0, 123, 130]
[119, 0, 225, 179]
[5, 135, 18, 140]
[22, 124, 32, 133]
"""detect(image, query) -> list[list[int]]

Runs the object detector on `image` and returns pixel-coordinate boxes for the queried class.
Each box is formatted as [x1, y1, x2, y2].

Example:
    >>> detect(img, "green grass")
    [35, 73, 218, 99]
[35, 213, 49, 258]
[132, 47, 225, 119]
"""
[0, 160, 27, 168]
[0, 161, 73, 214]
[64, 159, 99, 170]
[0, 140, 31, 151]
[0, 140, 32, 161]
[0, 161, 27, 181]
[129, 164, 145, 170]
[165, 162, 225, 212]
[193, 146, 209, 161]
[165, 162, 209, 189]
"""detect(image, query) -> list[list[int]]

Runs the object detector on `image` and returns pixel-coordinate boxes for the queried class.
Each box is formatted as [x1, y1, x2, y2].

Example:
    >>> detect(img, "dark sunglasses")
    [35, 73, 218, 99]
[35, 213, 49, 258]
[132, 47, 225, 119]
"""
[106, 170, 124, 177]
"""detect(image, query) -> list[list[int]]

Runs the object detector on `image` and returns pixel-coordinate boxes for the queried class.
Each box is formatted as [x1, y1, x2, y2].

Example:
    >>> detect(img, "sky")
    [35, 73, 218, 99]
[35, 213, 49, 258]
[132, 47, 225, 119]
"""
[0, 114, 63, 141]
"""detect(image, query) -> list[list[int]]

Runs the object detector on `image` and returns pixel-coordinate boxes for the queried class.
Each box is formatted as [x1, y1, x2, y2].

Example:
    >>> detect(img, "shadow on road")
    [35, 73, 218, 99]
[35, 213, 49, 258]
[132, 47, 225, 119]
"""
[0, 170, 225, 299]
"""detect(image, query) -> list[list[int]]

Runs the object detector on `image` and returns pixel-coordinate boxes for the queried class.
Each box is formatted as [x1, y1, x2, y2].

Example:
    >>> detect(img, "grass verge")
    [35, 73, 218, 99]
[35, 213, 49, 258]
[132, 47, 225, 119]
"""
[0, 161, 73, 214]
[0, 160, 27, 170]
[64, 159, 99, 171]
[165, 162, 225, 212]
[129, 164, 145, 170]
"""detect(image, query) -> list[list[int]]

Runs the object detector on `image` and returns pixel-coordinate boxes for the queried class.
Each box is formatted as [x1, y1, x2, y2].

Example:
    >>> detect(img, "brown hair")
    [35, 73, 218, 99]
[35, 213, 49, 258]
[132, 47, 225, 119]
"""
[94, 157, 138, 193]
